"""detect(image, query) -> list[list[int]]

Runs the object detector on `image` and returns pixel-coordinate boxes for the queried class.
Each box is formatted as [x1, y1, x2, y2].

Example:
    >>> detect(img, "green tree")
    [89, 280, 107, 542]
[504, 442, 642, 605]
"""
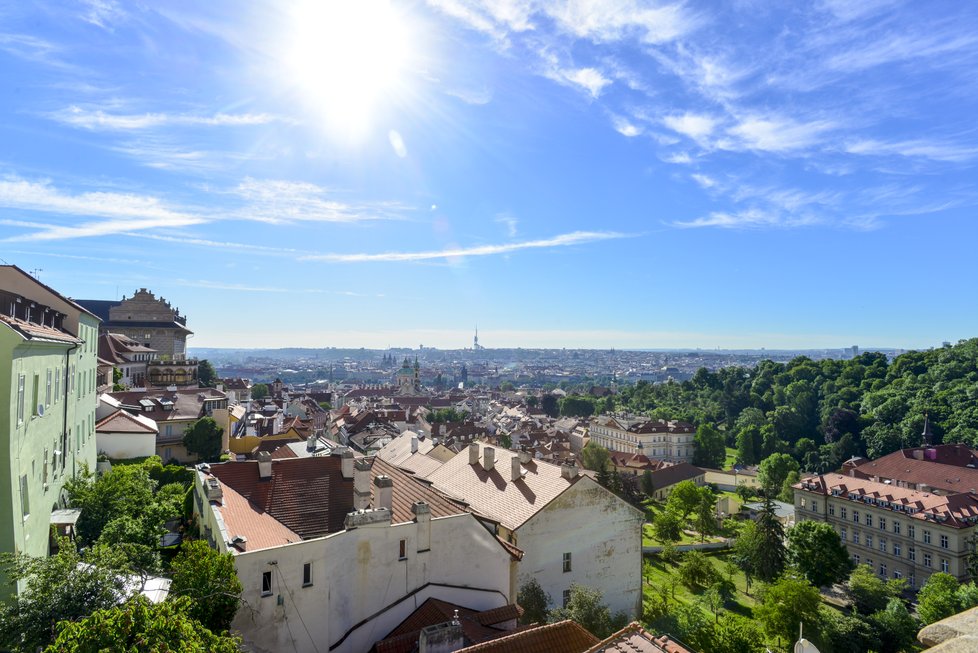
[692, 423, 726, 469]
[169, 541, 242, 633]
[786, 520, 852, 587]
[499, 381, 515, 392]
[182, 416, 225, 462]
[779, 470, 801, 503]
[754, 574, 822, 646]
[64, 462, 157, 547]
[693, 486, 718, 542]
[712, 614, 763, 653]
[677, 551, 717, 589]
[0, 543, 127, 652]
[757, 453, 800, 498]
[819, 606, 881, 653]
[580, 443, 611, 472]
[548, 584, 626, 639]
[641, 470, 654, 497]
[516, 579, 550, 625]
[846, 564, 906, 615]
[197, 359, 218, 388]
[665, 480, 703, 524]
[559, 396, 595, 418]
[525, 395, 538, 409]
[870, 599, 919, 653]
[45, 596, 241, 653]
[751, 494, 787, 582]
[540, 394, 559, 418]
[652, 510, 682, 542]
[917, 573, 961, 625]
[252, 383, 269, 400]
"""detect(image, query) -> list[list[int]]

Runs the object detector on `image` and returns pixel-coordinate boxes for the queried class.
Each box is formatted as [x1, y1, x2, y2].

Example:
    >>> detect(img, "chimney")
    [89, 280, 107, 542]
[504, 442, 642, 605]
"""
[257, 451, 272, 479]
[413, 501, 431, 552]
[340, 448, 355, 479]
[483, 447, 495, 471]
[518, 447, 532, 464]
[561, 461, 579, 480]
[306, 434, 318, 452]
[354, 459, 372, 510]
[511, 456, 523, 482]
[375, 475, 393, 512]
[469, 442, 480, 465]
[418, 618, 464, 653]
[411, 435, 419, 454]
[204, 477, 223, 501]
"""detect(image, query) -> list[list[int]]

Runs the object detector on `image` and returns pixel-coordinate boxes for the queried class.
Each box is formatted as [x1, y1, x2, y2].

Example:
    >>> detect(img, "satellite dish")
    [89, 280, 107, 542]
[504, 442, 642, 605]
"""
[36, 403, 45, 417]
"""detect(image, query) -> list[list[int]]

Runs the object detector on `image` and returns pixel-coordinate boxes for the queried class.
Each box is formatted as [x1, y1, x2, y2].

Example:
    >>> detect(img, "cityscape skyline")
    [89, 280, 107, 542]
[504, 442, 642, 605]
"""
[2, 2, 977, 350]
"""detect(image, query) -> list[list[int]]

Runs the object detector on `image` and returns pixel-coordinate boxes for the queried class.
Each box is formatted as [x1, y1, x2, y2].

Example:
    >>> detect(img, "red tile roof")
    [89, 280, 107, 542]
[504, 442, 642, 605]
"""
[368, 457, 469, 523]
[454, 619, 599, 653]
[648, 462, 705, 491]
[0, 313, 82, 344]
[95, 409, 158, 434]
[583, 622, 693, 653]
[212, 481, 301, 552]
[208, 457, 354, 538]
[846, 444, 978, 494]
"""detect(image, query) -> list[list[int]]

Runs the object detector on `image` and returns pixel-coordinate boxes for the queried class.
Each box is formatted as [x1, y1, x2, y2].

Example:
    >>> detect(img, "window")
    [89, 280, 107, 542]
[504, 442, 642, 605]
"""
[17, 374, 25, 425]
[908, 524, 915, 539]
[879, 517, 886, 531]
[923, 553, 932, 568]
[562, 589, 571, 608]
[853, 530, 859, 543]
[841, 507, 847, 520]
[865, 534, 872, 548]
[909, 573, 915, 588]
[811, 500, 818, 512]
[841, 527, 847, 541]
[940, 534, 949, 549]
[909, 546, 916, 562]
[893, 521, 901, 535]
[32, 374, 39, 416]
[19, 475, 29, 517]
[893, 542, 901, 557]
[800, 497, 806, 509]
[923, 530, 931, 544]
[880, 564, 887, 577]
[941, 559, 949, 573]
[261, 571, 272, 596]
[563, 552, 572, 573]
[853, 554, 860, 565]
[894, 570, 902, 580]
[45, 369, 52, 407]
[879, 538, 886, 552]
[54, 368, 60, 401]
[853, 510, 859, 523]
[399, 539, 407, 560]
[865, 513, 872, 527]
[302, 563, 313, 587]
[829, 504, 835, 516]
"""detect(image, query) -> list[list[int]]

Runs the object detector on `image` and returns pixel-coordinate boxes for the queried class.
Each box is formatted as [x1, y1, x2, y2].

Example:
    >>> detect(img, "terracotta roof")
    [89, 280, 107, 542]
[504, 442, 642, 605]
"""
[583, 622, 692, 653]
[376, 431, 435, 466]
[0, 313, 82, 344]
[208, 457, 354, 539]
[796, 473, 978, 528]
[847, 444, 978, 494]
[95, 409, 158, 434]
[424, 442, 581, 531]
[454, 619, 599, 653]
[212, 481, 301, 552]
[369, 457, 469, 523]
[107, 387, 227, 422]
[378, 597, 521, 649]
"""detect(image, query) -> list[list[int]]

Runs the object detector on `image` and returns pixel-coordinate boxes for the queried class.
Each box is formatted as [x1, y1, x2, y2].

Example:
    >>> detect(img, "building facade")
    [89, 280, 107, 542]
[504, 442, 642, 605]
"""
[589, 415, 695, 462]
[0, 266, 100, 596]
[793, 473, 978, 589]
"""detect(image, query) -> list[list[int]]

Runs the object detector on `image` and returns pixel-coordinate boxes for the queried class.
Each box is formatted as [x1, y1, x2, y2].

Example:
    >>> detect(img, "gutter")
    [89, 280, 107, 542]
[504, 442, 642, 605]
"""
[63, 341, 79, 483]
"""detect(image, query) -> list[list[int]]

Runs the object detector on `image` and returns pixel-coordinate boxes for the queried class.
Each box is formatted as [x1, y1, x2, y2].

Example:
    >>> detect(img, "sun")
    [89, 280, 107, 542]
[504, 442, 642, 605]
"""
[284, 0, 417, 138]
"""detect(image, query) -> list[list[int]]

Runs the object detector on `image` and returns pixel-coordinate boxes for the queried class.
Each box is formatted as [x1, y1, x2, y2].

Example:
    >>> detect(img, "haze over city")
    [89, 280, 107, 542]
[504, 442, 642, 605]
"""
[2, 1, 977, 350]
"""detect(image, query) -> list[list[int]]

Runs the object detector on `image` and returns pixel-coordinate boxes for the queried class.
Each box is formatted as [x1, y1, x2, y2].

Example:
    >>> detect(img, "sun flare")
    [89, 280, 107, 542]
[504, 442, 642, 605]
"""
[285, 0, 416, 138]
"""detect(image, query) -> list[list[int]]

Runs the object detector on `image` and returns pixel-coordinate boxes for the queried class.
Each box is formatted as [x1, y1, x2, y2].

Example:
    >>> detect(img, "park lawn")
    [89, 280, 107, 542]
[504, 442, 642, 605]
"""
[642, 524, 725, 547]
[724, 446, 737, 470]
[642, 550, 760, 618]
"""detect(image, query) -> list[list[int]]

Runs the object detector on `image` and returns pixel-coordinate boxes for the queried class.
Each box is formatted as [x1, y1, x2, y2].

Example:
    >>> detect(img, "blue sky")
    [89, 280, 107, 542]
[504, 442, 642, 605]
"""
[2, 0, 977, 350]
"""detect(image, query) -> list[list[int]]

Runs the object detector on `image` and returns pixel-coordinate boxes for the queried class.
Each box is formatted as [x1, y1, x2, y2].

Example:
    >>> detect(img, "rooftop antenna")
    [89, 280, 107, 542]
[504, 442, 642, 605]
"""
[30, 268, 43, 279]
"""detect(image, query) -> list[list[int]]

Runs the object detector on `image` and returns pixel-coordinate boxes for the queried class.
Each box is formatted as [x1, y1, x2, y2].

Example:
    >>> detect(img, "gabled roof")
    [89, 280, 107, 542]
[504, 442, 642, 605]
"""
[424, 442, 582, 531]
[369, 457, 469, 523]
[583, 622, 692, 653]
[211, 480, 302, 552]
[376, 431, 435, 466]
[208, 458, 354, 539]
[374, 598, 523, 653]
[847, 444, 978, 494]
[454, 619, 599, 653]
[0, 312, 82, 344]
[648, 463, 705, 491]
[95, 409, 158, 434]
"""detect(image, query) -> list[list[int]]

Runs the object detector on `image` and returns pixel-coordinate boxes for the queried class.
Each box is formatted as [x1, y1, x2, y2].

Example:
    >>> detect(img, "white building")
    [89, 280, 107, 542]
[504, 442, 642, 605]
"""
[193, 452, 518, 653]
[423, 442, 644, 619]
[589, 415, 695, 462]
[94, 409, 158, 459]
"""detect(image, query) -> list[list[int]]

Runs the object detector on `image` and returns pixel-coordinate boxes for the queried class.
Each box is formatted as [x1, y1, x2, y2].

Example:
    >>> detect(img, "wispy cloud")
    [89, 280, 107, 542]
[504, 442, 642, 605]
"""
[844, 138, 978, 162]
[0, 177, 204, 242]
[545, 65, 612, 98]
[494, 212, 518, 236]
[445, 86, 493, 105]
[611, 115, 641, 137]
[662, 112, 719, 143]
[125, 233, 299, 255]
[232, 178, 409, 224]
[825, 29, 978, 73]
[302, 230, 631, 262]
[674, 208, 819, 229]
[51, 106, 280, 131]
[0, 33, 76, 70]
[690, 173, 716, 189]
[544, 0, 698, 44]
[80, 0, 127, 30]
[724, 116, 836, 152]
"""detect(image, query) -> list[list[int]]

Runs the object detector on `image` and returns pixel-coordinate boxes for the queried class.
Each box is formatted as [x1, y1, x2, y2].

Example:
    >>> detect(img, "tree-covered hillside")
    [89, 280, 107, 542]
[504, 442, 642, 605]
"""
[605, 338, 978, 472]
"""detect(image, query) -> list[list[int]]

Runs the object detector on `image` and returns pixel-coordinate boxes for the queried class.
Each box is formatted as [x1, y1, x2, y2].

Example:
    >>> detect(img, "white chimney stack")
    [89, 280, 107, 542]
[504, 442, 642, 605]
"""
[561, 461, 578, 480]
[469, 442, 480, 465]
[411, 435, 419, 454]
[375, 475, 393, 512]
[483, 447, 495, 472]
[354, 459, 372, 510]
[511, 456, 522, 482]
[340, 448, 355, 479]
[257, 451, 272, 479]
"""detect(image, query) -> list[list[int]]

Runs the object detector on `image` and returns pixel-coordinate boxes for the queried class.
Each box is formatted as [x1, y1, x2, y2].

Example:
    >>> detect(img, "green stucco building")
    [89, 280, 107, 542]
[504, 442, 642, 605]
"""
[0, 266, 99, 597]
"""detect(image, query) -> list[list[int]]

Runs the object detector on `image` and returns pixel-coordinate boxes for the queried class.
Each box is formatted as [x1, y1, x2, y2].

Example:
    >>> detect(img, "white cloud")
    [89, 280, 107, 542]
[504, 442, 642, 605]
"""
[494, 213, 518, 236]
[544, 0, 697, 44]
[690, 173, 716, 189]
[51, 106, 280, 130]
[0, 177, 204, 241]
[674, 208, 819, 229]
[726, 116, 835, 152]
[232, 178, 408, 224]
[844, 138, 978, 162]
[611, 115, 641, 137]
[662, 152, 693, 164]
[825, 29, 978, 73]
[445, 86, 493, 105]
[301, 230, 631, 262]
[548, 66, 612, 98]
[80, 0, 127, 30]
[662, 112, 719, 142]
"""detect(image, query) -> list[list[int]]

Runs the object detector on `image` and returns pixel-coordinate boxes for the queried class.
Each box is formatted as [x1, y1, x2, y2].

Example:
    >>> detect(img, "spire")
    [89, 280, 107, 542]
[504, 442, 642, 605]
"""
[922, 413, 933, 446]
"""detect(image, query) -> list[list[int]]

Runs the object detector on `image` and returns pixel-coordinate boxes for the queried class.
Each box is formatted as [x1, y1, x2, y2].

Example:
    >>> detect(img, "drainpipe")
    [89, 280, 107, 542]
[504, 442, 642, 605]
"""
[63, 341, 79, 483]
